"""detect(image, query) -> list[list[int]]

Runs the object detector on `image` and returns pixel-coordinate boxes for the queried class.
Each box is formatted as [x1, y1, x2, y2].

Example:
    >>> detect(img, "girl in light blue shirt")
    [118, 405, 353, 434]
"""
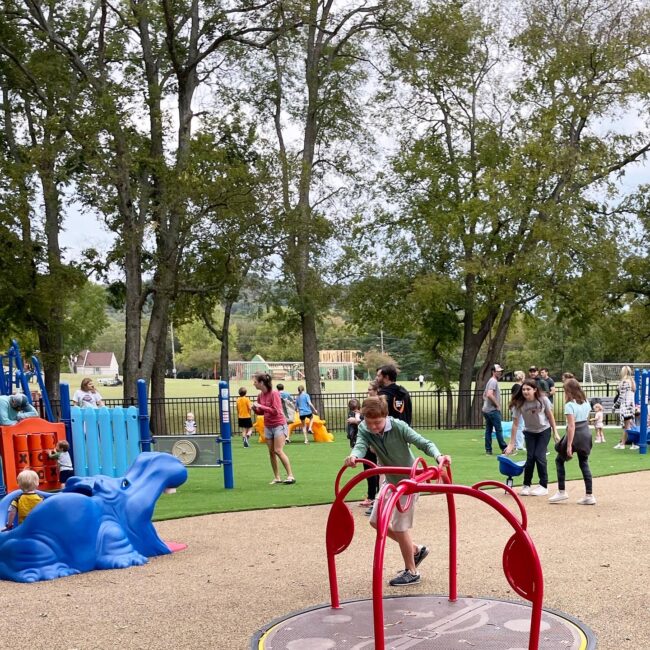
[549, 378, 595, 505]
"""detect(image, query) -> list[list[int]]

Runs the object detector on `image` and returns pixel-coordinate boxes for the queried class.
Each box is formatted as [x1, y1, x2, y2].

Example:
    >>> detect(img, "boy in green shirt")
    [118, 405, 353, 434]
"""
[344, 396, 451, 586]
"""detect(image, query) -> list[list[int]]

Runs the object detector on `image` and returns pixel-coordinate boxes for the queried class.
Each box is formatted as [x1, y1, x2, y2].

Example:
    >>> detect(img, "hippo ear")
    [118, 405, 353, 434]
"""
[63, 477, 95, 496]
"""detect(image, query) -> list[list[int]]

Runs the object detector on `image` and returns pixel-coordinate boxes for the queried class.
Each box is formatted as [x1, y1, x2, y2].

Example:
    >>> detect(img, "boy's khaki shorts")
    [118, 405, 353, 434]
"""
[369, 489, 418, 533]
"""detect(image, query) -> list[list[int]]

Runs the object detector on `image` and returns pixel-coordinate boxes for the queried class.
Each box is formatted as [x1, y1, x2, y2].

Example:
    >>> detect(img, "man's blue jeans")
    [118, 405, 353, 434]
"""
[483, 410, 507, 454]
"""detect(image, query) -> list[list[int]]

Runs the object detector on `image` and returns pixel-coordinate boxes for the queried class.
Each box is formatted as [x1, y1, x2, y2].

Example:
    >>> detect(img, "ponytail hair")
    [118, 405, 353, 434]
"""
[253, 372, 273, 391]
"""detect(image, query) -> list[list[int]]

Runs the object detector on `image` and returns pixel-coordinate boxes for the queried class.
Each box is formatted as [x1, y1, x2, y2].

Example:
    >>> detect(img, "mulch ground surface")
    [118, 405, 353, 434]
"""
[3, 471, 649, 649]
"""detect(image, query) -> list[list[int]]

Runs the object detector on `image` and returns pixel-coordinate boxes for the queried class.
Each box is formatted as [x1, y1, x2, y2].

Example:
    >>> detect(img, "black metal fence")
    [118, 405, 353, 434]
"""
[41, 383, 617, 435]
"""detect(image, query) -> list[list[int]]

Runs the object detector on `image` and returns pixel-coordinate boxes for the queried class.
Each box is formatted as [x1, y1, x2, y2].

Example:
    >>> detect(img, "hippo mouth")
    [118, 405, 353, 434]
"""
[64, 452, 188, 558]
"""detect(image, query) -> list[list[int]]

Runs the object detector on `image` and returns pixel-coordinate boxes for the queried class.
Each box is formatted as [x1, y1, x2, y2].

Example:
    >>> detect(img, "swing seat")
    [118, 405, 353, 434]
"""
[497, 454, 525, 488]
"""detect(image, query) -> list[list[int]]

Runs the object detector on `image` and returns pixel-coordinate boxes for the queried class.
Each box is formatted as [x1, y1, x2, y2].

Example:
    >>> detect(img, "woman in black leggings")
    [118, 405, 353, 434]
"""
[549, 378, 595, 505]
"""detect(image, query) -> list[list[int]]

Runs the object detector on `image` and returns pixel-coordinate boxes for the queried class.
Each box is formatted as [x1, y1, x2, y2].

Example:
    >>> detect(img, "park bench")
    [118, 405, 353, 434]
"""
[589, 395, 618, 415]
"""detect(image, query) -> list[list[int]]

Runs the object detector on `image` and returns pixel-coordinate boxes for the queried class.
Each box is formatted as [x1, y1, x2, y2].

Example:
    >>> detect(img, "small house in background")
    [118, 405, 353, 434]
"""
[74, 350, 119, 376]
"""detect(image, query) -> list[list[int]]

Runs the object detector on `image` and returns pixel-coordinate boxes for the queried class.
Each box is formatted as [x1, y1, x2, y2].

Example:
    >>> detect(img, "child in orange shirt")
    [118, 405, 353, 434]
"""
[237, 387, 253, 447]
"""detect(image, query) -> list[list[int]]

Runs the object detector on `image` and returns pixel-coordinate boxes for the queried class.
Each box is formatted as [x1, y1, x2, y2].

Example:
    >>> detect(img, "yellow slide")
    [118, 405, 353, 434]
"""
[288, 413, 334, 442]
[255, 412, 334, 443]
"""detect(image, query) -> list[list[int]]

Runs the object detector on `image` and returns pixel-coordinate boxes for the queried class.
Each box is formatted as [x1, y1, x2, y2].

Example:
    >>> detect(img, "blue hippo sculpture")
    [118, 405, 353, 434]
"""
[0, 451, 187, 583]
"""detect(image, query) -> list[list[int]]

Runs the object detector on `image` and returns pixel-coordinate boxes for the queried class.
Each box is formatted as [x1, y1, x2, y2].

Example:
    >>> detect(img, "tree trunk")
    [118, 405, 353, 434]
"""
[38, 158, 64, 402]
[456, 303, 499, 427]
[475, 302, 516, 393]
[150, 317, 168, 435]
[119, 151, 145, 402]
[301, 311, 322, 409]
[219, 299, 234, 382]
[456, 331, 483, 427]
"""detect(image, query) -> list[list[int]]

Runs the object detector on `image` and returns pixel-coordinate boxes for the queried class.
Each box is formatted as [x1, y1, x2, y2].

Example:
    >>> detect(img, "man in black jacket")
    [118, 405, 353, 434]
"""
[376, 364, 412, 425]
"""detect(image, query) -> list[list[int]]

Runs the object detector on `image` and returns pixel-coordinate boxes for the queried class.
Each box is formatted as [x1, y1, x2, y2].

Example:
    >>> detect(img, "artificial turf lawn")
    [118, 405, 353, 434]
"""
[153, 428, 649, 520]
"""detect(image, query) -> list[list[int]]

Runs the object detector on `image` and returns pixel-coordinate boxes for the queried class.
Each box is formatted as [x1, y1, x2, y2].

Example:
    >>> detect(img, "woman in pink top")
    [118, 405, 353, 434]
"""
[252, 372, 296, 485]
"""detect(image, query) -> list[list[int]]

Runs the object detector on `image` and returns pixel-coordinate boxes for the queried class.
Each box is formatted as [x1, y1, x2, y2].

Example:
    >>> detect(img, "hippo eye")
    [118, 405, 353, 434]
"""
[121, 479, 130, 489]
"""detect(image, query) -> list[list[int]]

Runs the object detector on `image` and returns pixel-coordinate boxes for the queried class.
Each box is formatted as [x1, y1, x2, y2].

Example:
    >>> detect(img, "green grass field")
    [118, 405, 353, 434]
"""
[57, 373, 643, 522]
[59, 374, 439, 400]
[153, 428, 650, 521]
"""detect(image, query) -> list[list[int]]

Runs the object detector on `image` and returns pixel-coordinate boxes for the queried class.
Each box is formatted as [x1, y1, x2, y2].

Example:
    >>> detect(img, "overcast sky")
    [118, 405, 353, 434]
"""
[59, 204, 115, 262]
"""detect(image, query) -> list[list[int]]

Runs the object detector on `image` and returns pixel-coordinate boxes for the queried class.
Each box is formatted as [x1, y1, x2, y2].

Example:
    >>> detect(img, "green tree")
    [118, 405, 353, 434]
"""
[173, 116, 280, 379]
[246, 0, 396, 400]
[362, 348, 397, 378]
[359, 0, 650, 424]
[4, 0, 294, 406]
[0, 13, 89, 398]
[62, 282, 109, 369]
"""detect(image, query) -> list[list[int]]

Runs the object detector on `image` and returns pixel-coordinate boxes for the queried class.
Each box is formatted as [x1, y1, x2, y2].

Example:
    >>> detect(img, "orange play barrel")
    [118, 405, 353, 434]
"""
[41, 432, 57, 451]
[27, 433, 45, 465]
[32, 465, 46, 484]
[13, 434, 29, 471]
[45, 464, 59, 485]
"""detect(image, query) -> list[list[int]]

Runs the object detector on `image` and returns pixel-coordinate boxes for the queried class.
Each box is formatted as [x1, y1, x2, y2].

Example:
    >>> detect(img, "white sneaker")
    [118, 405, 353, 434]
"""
[519, 486, 531, 496]
[577, 494, 596, 505]
[548, 491, 568, 503]
[613, 443, 625, 449]
[530, 485, 548, 496]
[630, 444, 639, 450]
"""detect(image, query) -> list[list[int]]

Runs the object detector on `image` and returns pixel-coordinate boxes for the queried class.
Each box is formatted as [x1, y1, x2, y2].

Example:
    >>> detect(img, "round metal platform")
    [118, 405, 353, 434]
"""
[252, 595, 595, 649]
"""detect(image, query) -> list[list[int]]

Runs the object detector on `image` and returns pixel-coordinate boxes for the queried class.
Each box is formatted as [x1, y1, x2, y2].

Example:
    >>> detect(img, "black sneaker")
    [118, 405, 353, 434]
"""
[243, 437, 249, 448]
[365, 507, 373, 516]
[414, 545, 429, 568]
[485, 450, 493, 455]
[389, 570, 421, 587]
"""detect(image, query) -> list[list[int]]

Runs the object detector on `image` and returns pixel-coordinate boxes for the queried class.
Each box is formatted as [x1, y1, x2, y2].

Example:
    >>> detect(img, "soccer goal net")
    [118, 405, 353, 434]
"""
[582, 363, 650, 384]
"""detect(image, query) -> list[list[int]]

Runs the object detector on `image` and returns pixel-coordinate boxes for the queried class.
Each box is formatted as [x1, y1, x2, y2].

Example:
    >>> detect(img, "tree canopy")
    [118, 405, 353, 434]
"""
[1, 0, 649, 409]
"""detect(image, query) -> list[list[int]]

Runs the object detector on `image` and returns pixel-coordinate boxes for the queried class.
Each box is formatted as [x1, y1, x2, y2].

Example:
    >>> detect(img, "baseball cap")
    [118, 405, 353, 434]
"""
[492, 364, 503, 372]
[529, 365, 538, 371]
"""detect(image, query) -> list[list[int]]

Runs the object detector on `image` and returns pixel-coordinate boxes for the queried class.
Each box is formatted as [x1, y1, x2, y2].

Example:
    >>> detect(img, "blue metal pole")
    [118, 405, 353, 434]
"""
[59, 382, 74, 457]
[639, 371, 648, 455]
[31, 356, 54, 422]
[0, 355, 7, 395]
[137, 379, 152, 452]
[635, 369, 641, 406]
[10, 340, 31, 402]
[218, 380, 234, 489]
[8, 345, 15, 390]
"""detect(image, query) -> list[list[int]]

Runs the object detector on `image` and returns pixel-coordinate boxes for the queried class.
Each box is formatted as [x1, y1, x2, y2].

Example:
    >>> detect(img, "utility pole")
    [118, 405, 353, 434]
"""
[170, 322, 177, 379]
[380, 324, 384, 354]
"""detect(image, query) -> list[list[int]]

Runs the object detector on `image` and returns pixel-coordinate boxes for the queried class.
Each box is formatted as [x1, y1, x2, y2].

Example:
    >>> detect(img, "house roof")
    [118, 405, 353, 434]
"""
[77, 351, 116, 368]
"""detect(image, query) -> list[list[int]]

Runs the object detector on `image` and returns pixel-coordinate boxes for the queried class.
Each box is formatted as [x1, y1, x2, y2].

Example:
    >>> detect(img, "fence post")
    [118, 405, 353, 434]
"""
[219, 380, 234, 489]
